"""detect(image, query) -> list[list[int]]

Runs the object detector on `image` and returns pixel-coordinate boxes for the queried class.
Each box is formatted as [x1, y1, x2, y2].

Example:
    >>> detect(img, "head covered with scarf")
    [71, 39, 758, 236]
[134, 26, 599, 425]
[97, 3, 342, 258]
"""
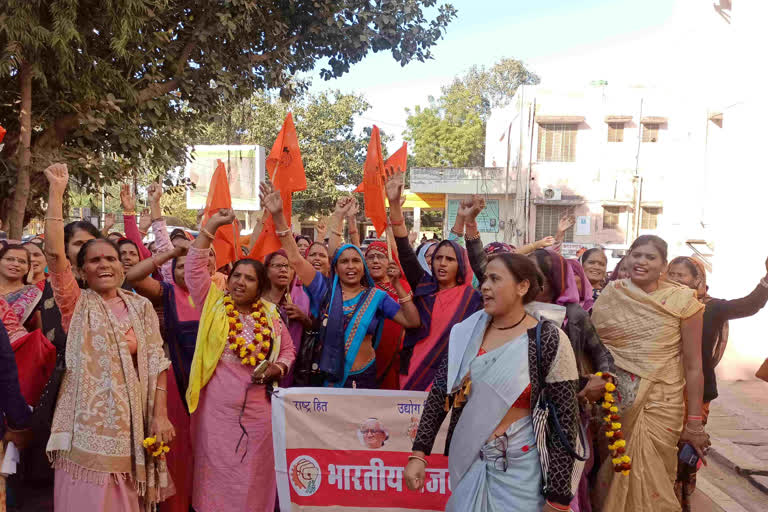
[668, 256, 709, 301]
[565, 258, 595, 311]
[317, 244, 378, 383]
[416, 241, 437, 275]
[400, 239, 482, 390]
[531, 249, 581, 306]
[364, 241, 410, 290]
[484, 241, 515, 256]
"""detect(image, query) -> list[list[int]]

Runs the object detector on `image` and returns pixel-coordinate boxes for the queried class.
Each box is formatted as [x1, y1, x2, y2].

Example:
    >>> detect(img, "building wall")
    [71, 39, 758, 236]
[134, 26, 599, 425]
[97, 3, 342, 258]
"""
[485, 84, 710, 256]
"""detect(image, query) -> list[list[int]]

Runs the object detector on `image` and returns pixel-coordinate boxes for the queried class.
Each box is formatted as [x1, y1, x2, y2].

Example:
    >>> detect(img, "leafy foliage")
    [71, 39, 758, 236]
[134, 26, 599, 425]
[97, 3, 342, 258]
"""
[404, 58, 539, 168]
[0, 0, 457, 236]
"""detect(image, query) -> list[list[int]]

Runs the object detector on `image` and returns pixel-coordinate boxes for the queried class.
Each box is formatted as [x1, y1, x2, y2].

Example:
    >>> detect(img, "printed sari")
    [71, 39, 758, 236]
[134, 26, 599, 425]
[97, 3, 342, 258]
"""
[591, 279, 704, 512]
[3, 284, 42, 328]
[306, 244, 400, 389]
[398, 239, 482, 391]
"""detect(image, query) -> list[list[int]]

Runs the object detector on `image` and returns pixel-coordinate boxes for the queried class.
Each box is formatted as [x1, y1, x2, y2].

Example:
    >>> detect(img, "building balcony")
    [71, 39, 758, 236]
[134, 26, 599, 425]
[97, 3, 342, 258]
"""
[410, 167, 516, 194]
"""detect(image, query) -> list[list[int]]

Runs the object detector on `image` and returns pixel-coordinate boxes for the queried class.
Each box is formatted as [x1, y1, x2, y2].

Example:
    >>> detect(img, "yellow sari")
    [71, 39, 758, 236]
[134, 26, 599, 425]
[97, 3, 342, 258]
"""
[592, 279, 703, 512]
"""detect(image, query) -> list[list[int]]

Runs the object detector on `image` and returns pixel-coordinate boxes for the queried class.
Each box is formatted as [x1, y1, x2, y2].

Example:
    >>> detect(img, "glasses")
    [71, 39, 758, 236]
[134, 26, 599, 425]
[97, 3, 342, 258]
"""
[269, 263, 291, 270]
[366, 253, 388, 262]
[483, 432, 508, 472]
[360, 429, 383, 435]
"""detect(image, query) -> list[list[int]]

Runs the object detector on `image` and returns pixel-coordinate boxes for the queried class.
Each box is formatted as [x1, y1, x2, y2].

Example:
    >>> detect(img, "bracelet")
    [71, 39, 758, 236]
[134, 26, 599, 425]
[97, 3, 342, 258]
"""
[276, 363, 286, 378]
[685, 424, 706, 434]
[545, 500, 570, 512]
[398, 293, 413, 304]
[687, 415, 703, 422]
[123, 210, 137, 217]
[332, 229, 344, 237]
[450, 228, 464, 238]
[390, 218, 405, 226]
[201, 227, 216, 241]
[139, 230, 148, 236]
[276, 227, 292, 237]
[760, 277, 768, 289]
[45, 216, 64, 222]
[408, 455, 428, 466]
[465, 231, 481, 241]
[156, 386, 167, 393]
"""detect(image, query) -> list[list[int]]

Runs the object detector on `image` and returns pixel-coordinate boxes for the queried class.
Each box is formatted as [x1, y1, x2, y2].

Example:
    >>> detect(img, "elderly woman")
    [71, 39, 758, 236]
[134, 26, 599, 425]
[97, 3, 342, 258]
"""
[357, 418, 389, 449]
[43, 163, 174, 511]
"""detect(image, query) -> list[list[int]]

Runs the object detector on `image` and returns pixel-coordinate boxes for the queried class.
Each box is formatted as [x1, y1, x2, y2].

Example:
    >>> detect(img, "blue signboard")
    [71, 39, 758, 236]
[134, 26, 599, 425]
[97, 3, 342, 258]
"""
[446, 199, 500, 233]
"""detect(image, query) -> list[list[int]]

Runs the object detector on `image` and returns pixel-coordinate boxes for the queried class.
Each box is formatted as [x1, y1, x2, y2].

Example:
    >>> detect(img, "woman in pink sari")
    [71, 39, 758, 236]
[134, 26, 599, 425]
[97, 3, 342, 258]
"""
[0, 244, 42, 331]
[185, 208, 295, 512]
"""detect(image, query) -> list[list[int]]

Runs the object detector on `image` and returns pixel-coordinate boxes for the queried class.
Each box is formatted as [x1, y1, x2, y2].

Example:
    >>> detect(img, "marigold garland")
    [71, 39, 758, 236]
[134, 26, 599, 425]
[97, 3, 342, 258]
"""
[596, 372, 632, 475]
[143, 437, 170, 459]
[224, 295, 273, 366]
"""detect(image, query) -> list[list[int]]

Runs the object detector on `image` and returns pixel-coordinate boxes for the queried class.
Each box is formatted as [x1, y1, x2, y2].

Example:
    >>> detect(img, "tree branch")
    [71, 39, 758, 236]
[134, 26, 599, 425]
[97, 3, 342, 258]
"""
[250, 35, 301, 63]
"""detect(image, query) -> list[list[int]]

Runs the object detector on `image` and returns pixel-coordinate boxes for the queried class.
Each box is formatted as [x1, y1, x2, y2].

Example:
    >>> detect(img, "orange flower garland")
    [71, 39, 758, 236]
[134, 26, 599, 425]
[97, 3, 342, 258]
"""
[143, 436, 170, 459]
[224, 296, 273, 366]
[596, 372, 632, 475]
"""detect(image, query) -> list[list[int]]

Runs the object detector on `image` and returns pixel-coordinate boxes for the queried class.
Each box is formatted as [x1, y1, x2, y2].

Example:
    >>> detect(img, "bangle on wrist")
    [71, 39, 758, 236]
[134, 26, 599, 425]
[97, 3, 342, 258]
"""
[276, 227, 292, 237]
[465, 231, 481, 241]
[124, 210, 137, 217]
[408, 455, 428, 466]
[201, 227, 216, 241]
[450, 228, 464, 238]
[687, 415, 703, 421]
[155, 386, 167, 392]
[545, 500, 570, 511]
[332, 229, 344, 237]
[390, 218, 405, 227]
[139, 230, 148, 236]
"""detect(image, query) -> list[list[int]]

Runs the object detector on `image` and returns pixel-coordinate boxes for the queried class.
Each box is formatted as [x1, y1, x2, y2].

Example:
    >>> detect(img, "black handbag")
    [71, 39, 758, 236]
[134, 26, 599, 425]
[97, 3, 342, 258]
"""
[293, 317, 326, 387]
[531, 320, 590, 467]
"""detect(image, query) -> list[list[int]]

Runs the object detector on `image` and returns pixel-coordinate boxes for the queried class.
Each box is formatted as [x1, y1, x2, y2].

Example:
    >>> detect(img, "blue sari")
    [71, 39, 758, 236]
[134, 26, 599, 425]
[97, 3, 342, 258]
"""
[306, 244, 397, 388]
[162, 282, 200, 412]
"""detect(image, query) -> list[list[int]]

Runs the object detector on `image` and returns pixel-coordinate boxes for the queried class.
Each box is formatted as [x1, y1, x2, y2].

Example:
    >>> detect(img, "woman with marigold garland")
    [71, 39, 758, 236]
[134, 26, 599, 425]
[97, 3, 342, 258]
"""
[591, 235, 709, 511]
[184, 208, 295, 512]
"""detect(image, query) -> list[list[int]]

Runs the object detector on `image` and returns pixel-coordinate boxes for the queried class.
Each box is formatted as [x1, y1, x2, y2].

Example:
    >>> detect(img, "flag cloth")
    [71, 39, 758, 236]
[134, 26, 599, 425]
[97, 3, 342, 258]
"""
[201, 159, 241, 269]
[0, 125, 6, 144]
[353, 142, 407, 195]
[249, 113, 307, 261]
[363, 126, 387, 237]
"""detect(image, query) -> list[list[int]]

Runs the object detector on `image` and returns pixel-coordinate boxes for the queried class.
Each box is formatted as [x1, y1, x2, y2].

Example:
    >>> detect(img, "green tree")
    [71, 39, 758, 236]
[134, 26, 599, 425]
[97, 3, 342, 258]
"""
[197, 89, 371, 219]
[0, 0, 457, 238]
[404, 58, 539, 168]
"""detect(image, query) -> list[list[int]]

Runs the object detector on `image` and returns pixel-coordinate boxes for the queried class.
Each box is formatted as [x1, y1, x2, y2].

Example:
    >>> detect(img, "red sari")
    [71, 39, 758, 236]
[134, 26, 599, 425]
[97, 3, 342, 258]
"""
[365, 242, 410, 390]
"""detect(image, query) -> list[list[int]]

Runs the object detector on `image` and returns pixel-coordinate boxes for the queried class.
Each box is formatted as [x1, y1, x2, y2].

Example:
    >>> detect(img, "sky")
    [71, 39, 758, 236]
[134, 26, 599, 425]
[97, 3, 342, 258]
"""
[307, 0, 679, 151]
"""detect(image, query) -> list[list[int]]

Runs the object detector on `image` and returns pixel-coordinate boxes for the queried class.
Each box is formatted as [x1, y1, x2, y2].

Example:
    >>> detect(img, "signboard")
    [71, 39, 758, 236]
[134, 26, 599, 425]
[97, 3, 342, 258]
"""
[185, 145, 265, 210]
[446, 199, 500, 233]
[272, 388, 452, 512]
[575, 216, 590, 236]
[385, 192, 446, 209]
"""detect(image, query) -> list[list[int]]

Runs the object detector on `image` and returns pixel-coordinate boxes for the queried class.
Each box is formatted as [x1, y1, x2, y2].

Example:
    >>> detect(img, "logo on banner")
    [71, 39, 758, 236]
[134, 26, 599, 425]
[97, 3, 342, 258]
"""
[289, 455, 322, 497]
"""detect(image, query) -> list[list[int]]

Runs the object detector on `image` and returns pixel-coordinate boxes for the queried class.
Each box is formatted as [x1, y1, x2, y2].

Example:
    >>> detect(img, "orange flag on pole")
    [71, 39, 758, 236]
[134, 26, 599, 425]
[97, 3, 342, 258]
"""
[363, 126, 388, 238]
[354, 142, 407, 195]
[201, 159, 241, 269]
[249, 113, 307, 261]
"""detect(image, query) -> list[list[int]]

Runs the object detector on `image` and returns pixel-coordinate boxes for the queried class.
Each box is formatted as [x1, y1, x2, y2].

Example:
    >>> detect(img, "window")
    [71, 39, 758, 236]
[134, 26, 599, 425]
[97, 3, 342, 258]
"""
[537, 123, 577, 162]
[607, 123, 624, 143]
[602, 206, 622, 230]
[535, 205, 574, 242]
[642, 123, 660, 143]
[641, 207, 662, 230]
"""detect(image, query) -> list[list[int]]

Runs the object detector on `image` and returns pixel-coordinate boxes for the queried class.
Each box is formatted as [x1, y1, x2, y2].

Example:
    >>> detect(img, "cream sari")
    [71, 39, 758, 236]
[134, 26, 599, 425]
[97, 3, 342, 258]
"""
[591, 279, 703, 512]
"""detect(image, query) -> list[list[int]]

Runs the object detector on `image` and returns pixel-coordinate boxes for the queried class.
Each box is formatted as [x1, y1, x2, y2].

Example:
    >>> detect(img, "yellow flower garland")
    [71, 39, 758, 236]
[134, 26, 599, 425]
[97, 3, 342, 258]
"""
[596, 372, 632, 476]
[143, 436, 170, 459]
[224, 295, 273, 366]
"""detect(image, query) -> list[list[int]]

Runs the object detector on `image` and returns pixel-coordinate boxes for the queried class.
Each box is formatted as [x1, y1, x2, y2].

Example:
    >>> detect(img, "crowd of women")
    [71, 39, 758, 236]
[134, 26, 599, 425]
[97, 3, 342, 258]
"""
[1, 161, 767, 512]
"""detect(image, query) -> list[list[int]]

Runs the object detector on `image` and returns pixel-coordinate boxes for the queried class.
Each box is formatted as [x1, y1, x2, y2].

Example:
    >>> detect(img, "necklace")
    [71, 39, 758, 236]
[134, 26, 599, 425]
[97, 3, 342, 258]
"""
[491, 311, 528, 330]
[224, 295, 274, 366]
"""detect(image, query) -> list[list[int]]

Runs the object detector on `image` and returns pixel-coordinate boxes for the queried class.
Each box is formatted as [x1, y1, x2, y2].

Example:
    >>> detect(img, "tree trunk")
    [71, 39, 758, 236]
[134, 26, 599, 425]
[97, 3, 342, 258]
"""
[8, 61, 32, 240]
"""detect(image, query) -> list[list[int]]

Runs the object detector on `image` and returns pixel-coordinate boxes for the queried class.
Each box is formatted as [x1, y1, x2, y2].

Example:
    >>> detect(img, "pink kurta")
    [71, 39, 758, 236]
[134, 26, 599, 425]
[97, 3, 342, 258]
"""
[185, 247, 295, 512]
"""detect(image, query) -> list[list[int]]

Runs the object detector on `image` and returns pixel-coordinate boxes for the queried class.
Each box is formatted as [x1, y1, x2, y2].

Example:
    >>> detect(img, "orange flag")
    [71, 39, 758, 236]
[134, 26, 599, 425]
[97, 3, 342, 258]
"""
[0, 125, 6, 144]
[201, 159, 241, 269]
[363, 126, 388, 237]
[249, 113, 307, 261]
[354, 142, 406, 195]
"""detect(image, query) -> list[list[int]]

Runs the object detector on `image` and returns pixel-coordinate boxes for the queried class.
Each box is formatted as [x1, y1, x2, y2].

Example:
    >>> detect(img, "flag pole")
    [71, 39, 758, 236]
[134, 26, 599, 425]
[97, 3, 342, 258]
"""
[382, 177, 393, 261]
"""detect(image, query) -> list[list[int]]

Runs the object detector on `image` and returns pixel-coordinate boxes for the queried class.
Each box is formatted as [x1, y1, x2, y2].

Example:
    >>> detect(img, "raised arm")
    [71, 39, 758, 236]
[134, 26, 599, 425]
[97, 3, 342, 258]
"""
[186, 209, 235, 306]
[43, 163, 71, 273]
[718, 257, 768, 320]
[461, 196, 487, 280]
[260, 183, 317, 286]
[387, 172, 424, 289]
[517, 236, 556, 255]
[387, 263, 420, 328]
[101, 213, 116, 237]
[347, 198, 361, 247]
[328, 196, 356, 256]
[126, 246, 184, 304]
[246, 213, 264, 252]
